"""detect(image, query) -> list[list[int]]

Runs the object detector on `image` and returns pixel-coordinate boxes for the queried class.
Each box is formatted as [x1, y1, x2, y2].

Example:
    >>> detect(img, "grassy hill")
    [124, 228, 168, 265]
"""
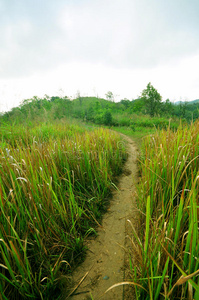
[1, 93, 199, 149]
[0, 92, 198, 299]
[174, 99, 199, 105]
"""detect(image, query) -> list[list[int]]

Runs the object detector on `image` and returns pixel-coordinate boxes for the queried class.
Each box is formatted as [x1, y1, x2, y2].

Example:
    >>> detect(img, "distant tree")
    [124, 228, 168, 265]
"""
[103, 111, 112, 125]
[50, 96, 60, 102]
[130, 98, 145, 113]
[95, 101, 100, 111]
[44, 94, 50, 101]
[86, 106, 95, 121]
[76, 90, 82, 106]
[120, 99, 131, 109]
[162, 99, 174, 116]
[105, 91, 114, 102]
[179, 101, 188, 119]
[141, 83, 162, 117]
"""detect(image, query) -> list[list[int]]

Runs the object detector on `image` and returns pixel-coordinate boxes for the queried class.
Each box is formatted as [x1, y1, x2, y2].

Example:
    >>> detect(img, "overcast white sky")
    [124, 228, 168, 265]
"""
[0, 0, 199, 112]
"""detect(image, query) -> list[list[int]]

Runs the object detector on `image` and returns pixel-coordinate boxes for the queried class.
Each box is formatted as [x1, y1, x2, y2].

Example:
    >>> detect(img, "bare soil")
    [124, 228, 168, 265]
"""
[66, 135, 139, 300]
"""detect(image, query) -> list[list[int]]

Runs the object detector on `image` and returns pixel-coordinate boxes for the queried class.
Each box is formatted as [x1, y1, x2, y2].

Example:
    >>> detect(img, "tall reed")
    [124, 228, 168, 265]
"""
[0, 122, 126, 299]
[131, 121, 199, 299]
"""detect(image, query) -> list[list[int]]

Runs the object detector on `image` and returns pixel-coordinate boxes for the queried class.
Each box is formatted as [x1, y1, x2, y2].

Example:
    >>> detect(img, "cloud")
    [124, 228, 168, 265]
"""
[0, 0, 199, 112]
[0, 0, 66, 77]
[54, 0, 199, 68]
[1, 0, 199, 80]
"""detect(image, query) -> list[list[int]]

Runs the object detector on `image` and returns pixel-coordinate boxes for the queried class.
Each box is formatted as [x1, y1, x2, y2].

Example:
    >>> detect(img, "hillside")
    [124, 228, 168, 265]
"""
[174, 99, 199, 105]
[0, 90, 198, 299]
[2, 84, 199, 132]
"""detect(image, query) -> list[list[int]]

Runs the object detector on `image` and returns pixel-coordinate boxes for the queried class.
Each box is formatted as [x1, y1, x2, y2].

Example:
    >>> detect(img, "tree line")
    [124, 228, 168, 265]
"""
[1, 83, 199, 126]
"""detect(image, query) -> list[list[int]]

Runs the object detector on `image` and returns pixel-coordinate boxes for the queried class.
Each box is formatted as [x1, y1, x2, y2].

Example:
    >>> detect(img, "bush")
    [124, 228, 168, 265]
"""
[103, 111, 112, 125]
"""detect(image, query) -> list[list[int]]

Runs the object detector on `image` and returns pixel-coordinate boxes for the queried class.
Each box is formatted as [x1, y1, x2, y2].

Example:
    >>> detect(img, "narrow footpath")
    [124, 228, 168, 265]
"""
[67, 135, 139, 300]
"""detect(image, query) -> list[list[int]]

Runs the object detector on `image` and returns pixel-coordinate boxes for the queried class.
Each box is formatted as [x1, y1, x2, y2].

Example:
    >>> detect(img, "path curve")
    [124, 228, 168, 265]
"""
[67, 135, 139, 300]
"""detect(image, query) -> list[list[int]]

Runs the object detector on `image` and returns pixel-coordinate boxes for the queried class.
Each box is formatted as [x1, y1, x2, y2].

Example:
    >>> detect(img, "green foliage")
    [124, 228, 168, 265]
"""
[1, 88, 199, 299]
[0, 121, 126, 299]
[141, 82, 162, 117]
[105, 91, 114, 102]
[2, 92, 199, 132]
[131, 98, 146, 113]
[132, 120, 199, 299]
[103, 111, 113, 125]
[120, 99, 131, 109]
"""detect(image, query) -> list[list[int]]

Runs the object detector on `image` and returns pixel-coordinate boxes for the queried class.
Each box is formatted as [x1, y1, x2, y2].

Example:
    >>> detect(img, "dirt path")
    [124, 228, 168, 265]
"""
[67, 135, 139, 300]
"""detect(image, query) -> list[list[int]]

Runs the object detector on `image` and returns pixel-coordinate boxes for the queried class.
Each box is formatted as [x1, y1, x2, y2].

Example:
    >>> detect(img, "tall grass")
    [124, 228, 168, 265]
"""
[131, 121, 199, 299]
[0, 122, 126, 299]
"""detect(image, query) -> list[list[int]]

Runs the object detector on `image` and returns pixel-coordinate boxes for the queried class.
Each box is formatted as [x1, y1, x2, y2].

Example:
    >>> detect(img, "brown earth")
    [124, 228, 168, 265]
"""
[66, 135, 139, 300]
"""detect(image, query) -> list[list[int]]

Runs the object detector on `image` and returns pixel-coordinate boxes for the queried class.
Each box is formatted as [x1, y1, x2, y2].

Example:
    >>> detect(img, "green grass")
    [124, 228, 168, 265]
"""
[112, 125, 157, 147]
[130, 120, 199, 299]
[0, 121, 126, 299]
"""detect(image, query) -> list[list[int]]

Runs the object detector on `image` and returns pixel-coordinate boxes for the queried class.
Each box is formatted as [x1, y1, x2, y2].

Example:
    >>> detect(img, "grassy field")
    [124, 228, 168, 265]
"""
[112, 125, 157, 148]
[0, 121, 126, 299]
[1, 104, 198, 299]
[129, 120, 199, 299]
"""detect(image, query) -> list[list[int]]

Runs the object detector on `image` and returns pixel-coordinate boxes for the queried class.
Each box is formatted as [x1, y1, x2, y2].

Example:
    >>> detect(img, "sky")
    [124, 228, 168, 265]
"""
[0, 0, 199, 112]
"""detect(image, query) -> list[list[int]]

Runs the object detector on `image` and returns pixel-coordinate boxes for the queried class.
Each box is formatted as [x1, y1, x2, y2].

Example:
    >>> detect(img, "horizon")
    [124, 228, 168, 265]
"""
[1, 92, 199, 114]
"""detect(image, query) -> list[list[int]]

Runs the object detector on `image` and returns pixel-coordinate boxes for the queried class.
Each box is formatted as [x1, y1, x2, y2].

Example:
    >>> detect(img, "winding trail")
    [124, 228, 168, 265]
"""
[67, 135, 139, 300]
